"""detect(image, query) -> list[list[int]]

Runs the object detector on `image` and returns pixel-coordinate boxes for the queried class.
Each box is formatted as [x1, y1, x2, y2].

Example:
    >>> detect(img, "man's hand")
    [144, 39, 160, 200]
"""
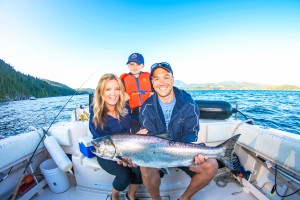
[136, 128, 148, 135]
[117, 157, 138, 168]
[189, 154, 208, 172]
[194, 154, 208, 165]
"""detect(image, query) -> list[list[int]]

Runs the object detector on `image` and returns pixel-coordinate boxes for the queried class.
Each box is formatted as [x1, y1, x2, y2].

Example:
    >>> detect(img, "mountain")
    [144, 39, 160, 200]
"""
[174, 80, 187, 88]
[1, 57, 299, 103]
[175, 81, 300, 90]
[77, 88, 95, 94]
[43, 79, 73, 89]
[0, 59, 84, 102]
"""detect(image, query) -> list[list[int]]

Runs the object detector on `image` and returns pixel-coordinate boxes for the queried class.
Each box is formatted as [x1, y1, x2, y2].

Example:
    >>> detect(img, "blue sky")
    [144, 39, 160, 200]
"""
[1, 0, 300, 88]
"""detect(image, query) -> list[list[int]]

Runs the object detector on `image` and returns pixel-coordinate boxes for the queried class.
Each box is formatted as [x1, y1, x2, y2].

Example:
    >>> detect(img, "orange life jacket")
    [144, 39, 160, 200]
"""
[120, 72, 152, 109]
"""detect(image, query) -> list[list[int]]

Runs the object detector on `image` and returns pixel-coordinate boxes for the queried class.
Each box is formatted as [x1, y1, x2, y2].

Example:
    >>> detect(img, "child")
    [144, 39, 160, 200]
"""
[120, 53, 152, 133]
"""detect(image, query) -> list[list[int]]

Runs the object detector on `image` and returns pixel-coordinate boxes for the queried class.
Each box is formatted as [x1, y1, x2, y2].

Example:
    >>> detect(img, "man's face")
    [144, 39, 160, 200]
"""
[151, 67, 174, 102]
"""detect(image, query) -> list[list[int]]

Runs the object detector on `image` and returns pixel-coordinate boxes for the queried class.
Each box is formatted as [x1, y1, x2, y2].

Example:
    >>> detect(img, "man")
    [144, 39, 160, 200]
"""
[138, 62, 218, 200]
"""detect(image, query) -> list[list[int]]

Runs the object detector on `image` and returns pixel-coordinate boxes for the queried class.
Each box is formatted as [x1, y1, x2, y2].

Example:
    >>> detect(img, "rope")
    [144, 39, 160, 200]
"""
[271, 164, 300, 197]
[214, 173, 238, 187]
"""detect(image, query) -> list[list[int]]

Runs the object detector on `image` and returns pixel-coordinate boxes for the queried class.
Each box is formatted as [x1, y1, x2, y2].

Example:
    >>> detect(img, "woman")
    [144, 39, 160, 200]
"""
[89, 73, 142, 200]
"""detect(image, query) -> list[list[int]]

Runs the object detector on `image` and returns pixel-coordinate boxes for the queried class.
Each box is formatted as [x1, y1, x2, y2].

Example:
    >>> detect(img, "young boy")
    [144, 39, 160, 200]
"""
[120, 53, 152, 133]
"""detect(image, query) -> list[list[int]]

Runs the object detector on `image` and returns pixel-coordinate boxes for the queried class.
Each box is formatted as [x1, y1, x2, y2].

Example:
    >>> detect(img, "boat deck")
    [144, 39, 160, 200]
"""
[32, 170, 257, 200]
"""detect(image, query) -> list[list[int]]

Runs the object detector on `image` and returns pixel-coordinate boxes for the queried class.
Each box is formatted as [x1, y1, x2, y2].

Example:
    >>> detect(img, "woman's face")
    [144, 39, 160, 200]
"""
[103, 79, 120, 107]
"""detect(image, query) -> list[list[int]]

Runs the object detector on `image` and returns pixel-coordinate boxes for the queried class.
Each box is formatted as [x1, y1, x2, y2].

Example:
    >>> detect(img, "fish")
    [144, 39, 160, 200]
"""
[91, 134, 241, 170]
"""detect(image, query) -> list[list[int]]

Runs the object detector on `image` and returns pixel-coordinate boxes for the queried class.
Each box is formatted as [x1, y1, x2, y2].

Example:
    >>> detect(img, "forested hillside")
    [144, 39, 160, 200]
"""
[0, 59, 78, 102]
[1, 58, 298, 103]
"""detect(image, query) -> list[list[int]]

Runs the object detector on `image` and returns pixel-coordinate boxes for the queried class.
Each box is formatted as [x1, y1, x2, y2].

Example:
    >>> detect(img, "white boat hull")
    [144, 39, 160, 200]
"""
[1, 107, 299, 200]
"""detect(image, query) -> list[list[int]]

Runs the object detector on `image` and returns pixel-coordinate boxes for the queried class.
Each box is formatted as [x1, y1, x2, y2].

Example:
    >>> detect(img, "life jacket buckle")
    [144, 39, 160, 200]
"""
[131, 107, 140, 115]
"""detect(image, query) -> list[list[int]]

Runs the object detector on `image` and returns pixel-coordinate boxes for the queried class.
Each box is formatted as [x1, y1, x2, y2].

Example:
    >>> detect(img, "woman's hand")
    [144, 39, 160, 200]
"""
[117, 157, 138, 168]
[125, 93, 130, 101]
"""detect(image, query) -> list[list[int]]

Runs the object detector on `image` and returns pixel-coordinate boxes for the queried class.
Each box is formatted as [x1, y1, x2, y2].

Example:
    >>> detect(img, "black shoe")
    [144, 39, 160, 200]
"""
[124, 192, 130, 200]
[124, 192, 140, 200]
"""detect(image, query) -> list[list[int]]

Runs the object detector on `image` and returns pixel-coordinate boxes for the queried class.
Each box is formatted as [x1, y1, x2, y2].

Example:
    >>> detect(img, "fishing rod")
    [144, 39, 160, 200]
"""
[11, 71, 97, 200]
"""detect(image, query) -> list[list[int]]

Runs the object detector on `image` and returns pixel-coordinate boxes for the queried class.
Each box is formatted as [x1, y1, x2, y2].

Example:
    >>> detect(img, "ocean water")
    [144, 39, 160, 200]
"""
[0, 90, 299, 137]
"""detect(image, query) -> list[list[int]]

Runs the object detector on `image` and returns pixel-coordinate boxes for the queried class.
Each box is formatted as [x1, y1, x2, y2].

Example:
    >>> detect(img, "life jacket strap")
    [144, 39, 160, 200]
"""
[130, 91, 151, 95]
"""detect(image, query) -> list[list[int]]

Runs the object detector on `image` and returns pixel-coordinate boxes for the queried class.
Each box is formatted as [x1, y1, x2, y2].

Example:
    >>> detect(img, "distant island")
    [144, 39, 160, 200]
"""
[174, 80, 300, 91]
[1, 59, 299, 102]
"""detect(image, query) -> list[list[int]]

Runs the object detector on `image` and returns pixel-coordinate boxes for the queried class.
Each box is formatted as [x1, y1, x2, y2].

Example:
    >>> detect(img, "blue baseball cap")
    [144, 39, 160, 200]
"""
[126, 53, 144, 65]
[150, 62, 173, 76]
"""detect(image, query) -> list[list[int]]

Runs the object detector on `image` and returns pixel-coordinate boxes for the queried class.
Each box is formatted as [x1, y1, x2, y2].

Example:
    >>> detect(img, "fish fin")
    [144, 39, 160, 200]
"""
[160, 168, 170, 175]
[154, 133, 169, 139]
[116, 156, 130, 165]
[91, 149, 102, 158]
[217, 134, 241, 171]
[197, 142, 206, 146]
[221, 159, 234, 171]
[91, 149, 96, 154]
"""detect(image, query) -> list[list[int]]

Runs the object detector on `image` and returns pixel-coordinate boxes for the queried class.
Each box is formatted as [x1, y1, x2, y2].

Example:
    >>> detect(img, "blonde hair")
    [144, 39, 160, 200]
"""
[93, 73, 126, 129]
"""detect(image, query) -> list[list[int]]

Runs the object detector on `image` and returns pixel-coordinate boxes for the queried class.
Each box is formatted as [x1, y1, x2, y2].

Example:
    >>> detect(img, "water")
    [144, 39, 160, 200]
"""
[189, 90, 300, 135]
[0, 90, 300, 137]
[0, 95, 89, 137]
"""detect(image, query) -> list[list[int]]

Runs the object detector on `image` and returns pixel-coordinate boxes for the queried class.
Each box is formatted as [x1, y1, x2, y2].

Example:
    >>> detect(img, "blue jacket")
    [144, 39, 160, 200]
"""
[139, 87, 200, 143]
[89, 107, 131, 139]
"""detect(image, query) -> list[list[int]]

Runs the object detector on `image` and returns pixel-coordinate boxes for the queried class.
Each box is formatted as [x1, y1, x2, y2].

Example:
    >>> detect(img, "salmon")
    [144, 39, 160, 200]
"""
[91, 134, 241, 169]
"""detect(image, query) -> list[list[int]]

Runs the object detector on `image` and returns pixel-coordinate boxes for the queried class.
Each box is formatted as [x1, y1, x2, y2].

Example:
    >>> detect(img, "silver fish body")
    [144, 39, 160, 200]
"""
[91, 134, 240, 169]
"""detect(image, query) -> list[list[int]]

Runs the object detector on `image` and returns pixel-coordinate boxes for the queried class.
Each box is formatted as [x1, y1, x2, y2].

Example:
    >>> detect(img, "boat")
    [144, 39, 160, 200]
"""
[30, 97, 37, 100]
[0, 100, 299, 200]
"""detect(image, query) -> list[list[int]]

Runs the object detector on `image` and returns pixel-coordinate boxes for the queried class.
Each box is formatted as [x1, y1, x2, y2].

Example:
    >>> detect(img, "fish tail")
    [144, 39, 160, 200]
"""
[217, 134, 241, 170]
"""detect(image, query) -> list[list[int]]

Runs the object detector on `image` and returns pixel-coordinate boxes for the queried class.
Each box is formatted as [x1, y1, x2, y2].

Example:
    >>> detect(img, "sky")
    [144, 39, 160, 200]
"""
[0, 0, 300, 89]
